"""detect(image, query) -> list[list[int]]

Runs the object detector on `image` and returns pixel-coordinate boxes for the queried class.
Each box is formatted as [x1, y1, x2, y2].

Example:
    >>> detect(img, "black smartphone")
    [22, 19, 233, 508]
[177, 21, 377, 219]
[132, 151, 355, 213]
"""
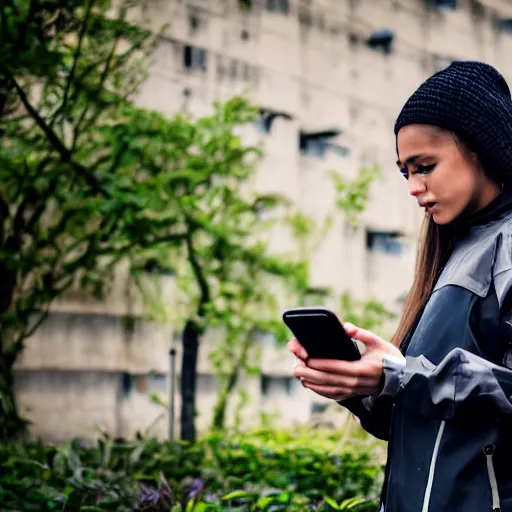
[282, 307, 361, 361]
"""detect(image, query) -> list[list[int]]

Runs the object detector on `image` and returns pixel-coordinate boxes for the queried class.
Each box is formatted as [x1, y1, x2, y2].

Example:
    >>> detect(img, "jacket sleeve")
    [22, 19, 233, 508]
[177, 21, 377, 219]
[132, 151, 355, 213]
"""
[342, 287, 512, 429]
[339, 393, 394, 441]
[380, 347, 512, 420]
[381, 277, 512, 420]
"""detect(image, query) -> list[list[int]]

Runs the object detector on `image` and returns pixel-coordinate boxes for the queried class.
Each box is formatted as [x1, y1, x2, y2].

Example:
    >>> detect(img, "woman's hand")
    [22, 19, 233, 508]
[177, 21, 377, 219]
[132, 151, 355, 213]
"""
[288, 322, 403, 402]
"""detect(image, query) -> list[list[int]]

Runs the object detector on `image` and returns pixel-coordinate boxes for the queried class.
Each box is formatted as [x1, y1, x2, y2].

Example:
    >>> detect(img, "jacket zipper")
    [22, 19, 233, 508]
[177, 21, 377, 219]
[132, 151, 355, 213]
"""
[421, 420, 446, 512]
[484, 444, 501, 512]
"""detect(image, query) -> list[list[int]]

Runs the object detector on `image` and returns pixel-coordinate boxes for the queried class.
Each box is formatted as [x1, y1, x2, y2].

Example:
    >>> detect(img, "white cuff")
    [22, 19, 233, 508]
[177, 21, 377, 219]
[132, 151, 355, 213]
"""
[380, 353, 406, 397]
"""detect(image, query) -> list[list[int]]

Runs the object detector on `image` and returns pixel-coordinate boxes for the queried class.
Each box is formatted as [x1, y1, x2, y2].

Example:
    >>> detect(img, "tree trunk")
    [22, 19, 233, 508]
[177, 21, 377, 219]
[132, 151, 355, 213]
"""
[211, 335, 252, 431]
[180, 319, 200, 442]
[0, 257, 26, 441]
[0, 349, 28, 441]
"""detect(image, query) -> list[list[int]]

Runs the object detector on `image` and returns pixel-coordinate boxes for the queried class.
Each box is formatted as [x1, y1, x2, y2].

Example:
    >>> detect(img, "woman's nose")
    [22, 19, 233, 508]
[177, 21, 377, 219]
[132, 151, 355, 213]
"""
[408, 176, 426, 197]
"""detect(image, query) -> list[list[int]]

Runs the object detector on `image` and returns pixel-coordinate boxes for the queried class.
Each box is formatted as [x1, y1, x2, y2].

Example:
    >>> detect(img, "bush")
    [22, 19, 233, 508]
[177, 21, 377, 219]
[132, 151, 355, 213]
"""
[0, 426, 384, 511]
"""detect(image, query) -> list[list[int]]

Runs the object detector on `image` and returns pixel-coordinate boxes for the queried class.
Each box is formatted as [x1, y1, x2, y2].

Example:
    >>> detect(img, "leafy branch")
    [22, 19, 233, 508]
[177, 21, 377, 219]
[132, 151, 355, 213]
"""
[330, 166, 380, 228]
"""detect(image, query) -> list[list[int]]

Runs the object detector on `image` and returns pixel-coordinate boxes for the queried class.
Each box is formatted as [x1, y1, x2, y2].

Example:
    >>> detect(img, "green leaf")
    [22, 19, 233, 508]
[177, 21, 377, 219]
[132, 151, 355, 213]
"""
[324, 495, 341, 510]
[221, 490, 258, 501]
[339, 497, 368, 509]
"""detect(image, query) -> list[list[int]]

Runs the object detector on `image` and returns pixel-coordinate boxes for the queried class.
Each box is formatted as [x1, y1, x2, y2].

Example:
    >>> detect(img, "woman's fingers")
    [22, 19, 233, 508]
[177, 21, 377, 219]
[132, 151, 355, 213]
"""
[287, 338, 308, 360]
[293, 364, 378, 389]
[305, 358, 373, 375]
[302, 381, 377, 400]
[305, 354, 385, 378]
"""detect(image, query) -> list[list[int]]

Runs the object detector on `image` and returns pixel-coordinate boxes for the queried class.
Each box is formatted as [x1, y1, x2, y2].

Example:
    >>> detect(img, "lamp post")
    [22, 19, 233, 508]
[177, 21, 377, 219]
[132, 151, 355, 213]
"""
[169, 347, 176, 443]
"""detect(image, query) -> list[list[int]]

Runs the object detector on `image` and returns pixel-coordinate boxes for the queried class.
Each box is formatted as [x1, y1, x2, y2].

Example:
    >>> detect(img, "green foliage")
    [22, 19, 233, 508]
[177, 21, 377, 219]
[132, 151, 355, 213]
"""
[286, 212, 333, 257]
[239, 0, 253, 12]
[0, 0, 171, 439]
[0, 0, 387, 445]
[330, 167, 380, 228]
[0, 0, 304, 441]
[339, 293, 395, 333]
[0, 428, 383, 511]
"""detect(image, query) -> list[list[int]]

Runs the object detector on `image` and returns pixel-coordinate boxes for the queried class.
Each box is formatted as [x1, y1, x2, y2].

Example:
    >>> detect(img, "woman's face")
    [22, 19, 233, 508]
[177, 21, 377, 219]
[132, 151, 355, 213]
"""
[396, 124, 501, 225]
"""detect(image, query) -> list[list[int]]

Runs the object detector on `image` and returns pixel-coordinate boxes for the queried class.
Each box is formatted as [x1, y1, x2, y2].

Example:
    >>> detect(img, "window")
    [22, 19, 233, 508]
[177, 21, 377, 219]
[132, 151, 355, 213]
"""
[121, 372, 133, 396]
[498, 19, 512, 33]
[197, 374, 218, 391]
[216, 55, 228, 80]
[255, 203, 276, 221]
[256, 108, 292, 134]
[367, 30, 394, 54]
[366, 230, 404, 255]
[434, 0, 456, 8]
[229, 59, 239, 80]
[148, 374, 166, 393]
[311, 402, 328, 415]
[261, 375, 270, 396]
[136, 375, 148, 393]
[266, 0, 290, 14]
[299, 128, 345, 158]
[300, 134, 327, 157]
[283, 377, 293, 394]
[183, 45, 207, 71]
[260, 376, 295, 397]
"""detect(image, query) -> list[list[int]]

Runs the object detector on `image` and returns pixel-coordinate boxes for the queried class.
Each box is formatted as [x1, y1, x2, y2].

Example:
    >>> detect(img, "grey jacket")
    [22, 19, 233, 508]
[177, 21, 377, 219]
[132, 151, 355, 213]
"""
[344, 193, 512, 512]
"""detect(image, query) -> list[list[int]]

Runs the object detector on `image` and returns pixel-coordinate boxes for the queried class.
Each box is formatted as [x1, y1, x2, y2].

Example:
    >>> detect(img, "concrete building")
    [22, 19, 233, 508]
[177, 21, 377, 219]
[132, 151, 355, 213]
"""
[14, 0, 512, 441]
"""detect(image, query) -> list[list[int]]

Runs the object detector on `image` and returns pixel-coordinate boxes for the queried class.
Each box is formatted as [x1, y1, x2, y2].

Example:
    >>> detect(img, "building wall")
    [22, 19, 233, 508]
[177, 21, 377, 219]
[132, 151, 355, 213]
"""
[15, 0, 512, 441]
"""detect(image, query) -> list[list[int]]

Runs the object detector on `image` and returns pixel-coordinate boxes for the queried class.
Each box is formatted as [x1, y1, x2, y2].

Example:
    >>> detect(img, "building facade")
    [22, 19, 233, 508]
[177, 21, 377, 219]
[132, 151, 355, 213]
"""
[14, 0, 512, 441]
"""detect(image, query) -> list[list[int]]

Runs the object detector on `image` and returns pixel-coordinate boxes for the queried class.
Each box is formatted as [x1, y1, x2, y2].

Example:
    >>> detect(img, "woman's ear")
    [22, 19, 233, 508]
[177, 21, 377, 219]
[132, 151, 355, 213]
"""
[468, 150, 486, 174]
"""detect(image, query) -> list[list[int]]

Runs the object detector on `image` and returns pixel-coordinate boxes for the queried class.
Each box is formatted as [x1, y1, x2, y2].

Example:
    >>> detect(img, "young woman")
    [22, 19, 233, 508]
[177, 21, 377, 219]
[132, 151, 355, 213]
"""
[289, 61, 512, 511]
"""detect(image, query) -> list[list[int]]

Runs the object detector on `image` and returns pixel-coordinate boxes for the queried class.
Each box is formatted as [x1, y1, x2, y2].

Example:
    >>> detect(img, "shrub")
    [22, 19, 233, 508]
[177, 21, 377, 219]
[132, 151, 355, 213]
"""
[0, 427, 384, 511]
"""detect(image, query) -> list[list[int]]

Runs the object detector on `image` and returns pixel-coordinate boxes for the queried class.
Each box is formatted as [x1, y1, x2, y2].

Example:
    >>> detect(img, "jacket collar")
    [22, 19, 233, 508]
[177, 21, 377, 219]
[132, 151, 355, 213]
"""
[465, 187, 512, 229]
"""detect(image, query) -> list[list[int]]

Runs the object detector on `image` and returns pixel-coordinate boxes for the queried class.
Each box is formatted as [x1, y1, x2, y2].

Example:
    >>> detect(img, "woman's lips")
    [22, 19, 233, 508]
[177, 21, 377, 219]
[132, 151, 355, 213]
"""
[420, 201, 437, 213]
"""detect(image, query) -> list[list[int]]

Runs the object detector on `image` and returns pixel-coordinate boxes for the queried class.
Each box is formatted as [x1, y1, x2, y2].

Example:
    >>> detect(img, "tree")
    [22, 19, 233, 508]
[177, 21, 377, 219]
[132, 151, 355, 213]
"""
[0, 0, 177, 439]
[330, 166, 380, 228]
[0, 0, 305, 442]
[205, 208, 306, 431]
[157, 153, 305, 440]
[0, 0, 390, 443]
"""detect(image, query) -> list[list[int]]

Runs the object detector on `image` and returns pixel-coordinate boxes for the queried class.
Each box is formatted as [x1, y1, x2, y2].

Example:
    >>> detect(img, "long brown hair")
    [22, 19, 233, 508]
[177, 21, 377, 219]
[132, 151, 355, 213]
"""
[391, 214, 455, 347]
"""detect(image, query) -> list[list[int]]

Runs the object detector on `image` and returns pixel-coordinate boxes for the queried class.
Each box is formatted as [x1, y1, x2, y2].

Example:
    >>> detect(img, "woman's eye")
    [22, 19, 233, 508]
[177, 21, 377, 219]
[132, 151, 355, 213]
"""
[400, 169, 409, 180]
[413, 164, 436, 175]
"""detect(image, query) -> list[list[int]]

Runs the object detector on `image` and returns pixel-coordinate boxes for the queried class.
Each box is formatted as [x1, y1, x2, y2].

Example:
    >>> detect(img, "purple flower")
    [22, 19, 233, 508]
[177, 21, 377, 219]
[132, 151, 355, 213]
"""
[137, 483, 173, 510]
[139, 483, 160, 505]
[186, 478, 205, 500]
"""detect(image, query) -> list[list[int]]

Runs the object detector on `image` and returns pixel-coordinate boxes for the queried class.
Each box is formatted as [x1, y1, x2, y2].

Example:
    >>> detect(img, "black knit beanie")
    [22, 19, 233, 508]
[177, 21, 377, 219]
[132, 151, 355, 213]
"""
[394, 61, 512, 185]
